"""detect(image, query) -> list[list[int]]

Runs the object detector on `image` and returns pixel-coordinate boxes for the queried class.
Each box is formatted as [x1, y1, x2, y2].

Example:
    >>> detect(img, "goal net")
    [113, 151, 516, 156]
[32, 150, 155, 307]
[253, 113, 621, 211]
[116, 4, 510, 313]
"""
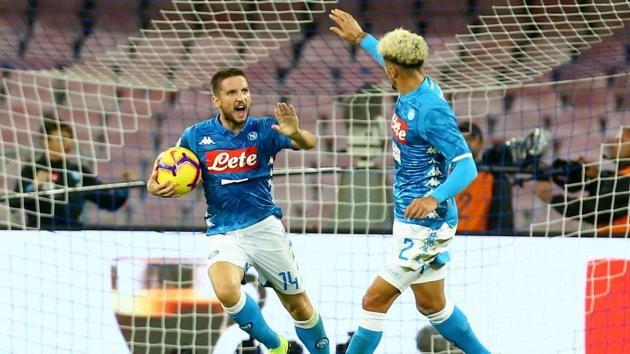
[1, 1, 629, 353]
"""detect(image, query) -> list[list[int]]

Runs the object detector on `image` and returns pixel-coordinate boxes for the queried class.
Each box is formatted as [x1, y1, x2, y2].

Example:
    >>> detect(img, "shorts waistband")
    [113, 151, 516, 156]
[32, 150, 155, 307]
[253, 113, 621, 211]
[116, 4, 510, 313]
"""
[226, 215, 279, 235]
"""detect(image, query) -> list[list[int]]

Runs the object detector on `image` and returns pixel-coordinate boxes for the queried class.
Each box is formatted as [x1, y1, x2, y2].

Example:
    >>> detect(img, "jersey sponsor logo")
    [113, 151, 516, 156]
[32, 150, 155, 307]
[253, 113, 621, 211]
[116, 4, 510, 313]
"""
[393, 143, 401, 163]
[206, 146, 259, 173]
[391, 113, 408, 144]
[199, 136, 215, 145]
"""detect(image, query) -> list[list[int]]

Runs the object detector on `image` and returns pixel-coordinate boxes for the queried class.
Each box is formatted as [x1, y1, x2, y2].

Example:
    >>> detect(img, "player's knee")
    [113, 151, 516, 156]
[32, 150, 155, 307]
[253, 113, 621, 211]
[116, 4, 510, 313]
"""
[214, 285, 242, 307]
[415, 296, 446, 316]
[285, 297, 313, 321]
[362, 291, 388, 312]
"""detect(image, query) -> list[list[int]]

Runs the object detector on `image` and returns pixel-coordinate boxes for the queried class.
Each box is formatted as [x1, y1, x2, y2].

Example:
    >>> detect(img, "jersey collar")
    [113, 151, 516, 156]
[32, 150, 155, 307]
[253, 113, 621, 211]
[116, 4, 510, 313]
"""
[212, 114, 252, 136]
[399, 76, 431, 104]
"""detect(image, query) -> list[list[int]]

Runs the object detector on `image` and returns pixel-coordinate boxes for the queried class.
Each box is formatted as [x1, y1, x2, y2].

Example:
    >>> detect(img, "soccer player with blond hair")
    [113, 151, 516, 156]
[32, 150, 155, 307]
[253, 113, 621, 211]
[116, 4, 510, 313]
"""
[330, 9, 491, 354]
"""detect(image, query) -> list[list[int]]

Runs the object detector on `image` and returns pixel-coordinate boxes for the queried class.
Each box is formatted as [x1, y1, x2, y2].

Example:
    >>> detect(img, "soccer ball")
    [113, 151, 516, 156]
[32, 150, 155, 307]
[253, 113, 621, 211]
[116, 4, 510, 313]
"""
[153, 146, 202, 196]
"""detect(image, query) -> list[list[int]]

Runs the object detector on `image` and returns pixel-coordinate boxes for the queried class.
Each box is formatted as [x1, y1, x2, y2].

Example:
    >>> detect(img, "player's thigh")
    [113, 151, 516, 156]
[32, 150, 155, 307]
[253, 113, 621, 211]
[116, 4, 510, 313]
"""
[410, 278, 446, 315]
[208, 261, 246, 304]
[379, 221, 453, 292]
[361, 275, 402, 313]
[246, 217, 304, 295]
[206, 234, 249, 292]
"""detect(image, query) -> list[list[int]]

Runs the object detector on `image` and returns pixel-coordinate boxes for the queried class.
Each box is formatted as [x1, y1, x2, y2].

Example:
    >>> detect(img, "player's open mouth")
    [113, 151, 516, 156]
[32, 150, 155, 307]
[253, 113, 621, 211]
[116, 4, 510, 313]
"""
[234, 105, 247, 118]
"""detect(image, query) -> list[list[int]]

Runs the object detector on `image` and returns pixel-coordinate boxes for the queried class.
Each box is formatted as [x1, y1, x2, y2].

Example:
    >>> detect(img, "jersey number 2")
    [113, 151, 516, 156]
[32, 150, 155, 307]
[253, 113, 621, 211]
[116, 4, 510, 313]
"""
[398, 238, 414, 261]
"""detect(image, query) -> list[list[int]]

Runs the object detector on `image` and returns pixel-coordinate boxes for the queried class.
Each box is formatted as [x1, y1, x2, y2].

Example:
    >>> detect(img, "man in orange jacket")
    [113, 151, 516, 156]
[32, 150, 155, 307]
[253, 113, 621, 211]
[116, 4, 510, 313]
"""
[456, 123, 514, 235]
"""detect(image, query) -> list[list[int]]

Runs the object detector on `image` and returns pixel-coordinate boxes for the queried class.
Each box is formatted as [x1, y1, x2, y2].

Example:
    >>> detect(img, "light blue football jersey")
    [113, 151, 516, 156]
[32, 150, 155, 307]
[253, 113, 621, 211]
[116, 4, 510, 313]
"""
[177, 115, 292, 234]
[391, 76, 472, 228]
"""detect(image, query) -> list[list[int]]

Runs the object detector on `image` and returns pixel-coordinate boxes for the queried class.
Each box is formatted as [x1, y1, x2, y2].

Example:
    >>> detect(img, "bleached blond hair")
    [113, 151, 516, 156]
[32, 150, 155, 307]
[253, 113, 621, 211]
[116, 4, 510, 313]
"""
[377, 28, 428, 68]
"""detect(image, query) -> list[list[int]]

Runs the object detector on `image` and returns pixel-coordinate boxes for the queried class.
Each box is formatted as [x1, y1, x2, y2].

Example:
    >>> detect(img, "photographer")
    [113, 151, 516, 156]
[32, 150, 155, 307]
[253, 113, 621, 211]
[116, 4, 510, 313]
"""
[10, 120, 132, 229]
[456, 123, 514, 235]
[535, 128, 630, 236]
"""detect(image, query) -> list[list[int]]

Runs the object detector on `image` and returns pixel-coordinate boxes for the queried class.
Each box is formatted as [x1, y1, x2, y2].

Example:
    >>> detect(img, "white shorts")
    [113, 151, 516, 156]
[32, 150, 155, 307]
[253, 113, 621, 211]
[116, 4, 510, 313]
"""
[206, 216, 304, 295]
[378, 220, 455, 292]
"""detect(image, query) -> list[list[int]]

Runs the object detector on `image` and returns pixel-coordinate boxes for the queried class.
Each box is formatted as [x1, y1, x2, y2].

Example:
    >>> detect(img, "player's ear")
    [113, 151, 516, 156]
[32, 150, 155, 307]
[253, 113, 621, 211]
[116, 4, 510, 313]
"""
[385, 62, 397, 79]
[211, 95, 220, 109]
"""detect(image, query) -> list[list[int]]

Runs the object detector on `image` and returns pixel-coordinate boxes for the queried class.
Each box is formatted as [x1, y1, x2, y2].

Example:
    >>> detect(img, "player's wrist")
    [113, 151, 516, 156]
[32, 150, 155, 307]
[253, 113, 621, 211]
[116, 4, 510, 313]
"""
[287, 128, 303, 140]
[354, 31, 367, 45]
[427, 195, 441, 207]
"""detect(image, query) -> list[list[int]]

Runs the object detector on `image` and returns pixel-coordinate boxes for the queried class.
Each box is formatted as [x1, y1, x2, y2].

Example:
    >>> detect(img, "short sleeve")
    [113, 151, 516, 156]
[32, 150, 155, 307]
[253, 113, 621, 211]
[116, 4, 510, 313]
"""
[176, 126, 193, 150]
[419, 108, 471, 163]
[264, 118, 293, 153]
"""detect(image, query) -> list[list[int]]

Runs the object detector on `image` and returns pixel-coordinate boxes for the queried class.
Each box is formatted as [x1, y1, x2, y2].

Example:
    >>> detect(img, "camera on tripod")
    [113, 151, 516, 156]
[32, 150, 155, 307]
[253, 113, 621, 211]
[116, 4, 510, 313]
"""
[482, 128, 585, 191]
[483, 128, 551, 171]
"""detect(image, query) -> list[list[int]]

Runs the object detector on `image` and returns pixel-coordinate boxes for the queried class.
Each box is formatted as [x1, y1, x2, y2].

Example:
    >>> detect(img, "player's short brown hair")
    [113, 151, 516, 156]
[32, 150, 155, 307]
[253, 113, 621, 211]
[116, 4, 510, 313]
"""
[211, 67, 247, 96]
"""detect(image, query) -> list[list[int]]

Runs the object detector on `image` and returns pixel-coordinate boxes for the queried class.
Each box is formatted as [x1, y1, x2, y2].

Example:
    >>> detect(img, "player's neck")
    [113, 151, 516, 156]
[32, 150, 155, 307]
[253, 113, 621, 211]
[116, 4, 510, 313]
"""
[218, 114, 245, 134]
[397, 70, 425, 95]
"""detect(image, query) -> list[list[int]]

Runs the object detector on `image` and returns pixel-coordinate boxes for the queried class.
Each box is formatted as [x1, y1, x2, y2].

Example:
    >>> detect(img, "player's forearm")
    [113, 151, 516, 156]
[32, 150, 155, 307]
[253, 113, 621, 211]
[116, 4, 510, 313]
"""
[359, 34, 385, 67]
[430, 157, 477, 204]
[289, 129, 317, 150]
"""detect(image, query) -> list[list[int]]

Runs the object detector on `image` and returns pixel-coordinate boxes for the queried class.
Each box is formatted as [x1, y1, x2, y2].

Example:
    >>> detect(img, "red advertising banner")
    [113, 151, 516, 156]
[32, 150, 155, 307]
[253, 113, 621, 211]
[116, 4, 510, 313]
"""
[585, 259, 630, 354]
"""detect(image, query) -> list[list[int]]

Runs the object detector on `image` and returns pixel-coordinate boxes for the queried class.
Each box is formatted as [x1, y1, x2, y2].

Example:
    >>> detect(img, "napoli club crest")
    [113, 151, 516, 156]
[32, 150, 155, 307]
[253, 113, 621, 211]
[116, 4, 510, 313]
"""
[247, 131, 258, 141]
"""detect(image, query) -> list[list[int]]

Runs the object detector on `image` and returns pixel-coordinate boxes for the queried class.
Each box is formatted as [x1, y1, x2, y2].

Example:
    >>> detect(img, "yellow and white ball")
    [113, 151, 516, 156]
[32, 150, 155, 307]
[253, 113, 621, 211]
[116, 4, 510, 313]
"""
[153, 147, 202, 196]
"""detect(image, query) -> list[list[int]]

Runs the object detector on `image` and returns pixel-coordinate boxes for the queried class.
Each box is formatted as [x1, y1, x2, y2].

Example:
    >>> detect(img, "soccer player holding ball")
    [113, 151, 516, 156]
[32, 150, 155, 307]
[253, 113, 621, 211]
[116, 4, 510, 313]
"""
[330, 9, 491, 354]
[147, 68, 329, 354]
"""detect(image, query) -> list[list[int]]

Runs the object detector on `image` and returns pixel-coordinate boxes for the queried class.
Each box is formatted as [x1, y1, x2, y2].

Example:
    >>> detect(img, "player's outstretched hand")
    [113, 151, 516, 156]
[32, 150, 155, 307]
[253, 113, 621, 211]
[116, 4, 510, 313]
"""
[146, 169, 179, 198]
[272, 102, 299, 137]
[329, 9, 366, 45]
[404, 196, 439, 220]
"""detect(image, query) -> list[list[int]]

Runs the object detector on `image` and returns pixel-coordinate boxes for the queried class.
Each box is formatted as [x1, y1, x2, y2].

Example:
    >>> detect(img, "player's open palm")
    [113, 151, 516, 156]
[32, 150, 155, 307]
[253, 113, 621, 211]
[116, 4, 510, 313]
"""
[329, 9, 365, 45]
[273, 103, 299, 137]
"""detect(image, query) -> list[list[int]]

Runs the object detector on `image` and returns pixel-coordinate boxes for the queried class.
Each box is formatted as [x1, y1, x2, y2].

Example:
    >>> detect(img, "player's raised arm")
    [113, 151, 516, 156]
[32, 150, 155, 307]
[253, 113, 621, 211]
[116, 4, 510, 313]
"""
[273, 102, 316, 150]
[329, 9, 384, 67]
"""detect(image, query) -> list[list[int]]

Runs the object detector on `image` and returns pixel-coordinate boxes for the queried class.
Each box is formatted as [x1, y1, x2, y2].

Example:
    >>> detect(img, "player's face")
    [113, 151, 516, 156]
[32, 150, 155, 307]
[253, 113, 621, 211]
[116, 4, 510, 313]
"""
[213, 76, 251, 130]
[46, 128, 73, 161]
